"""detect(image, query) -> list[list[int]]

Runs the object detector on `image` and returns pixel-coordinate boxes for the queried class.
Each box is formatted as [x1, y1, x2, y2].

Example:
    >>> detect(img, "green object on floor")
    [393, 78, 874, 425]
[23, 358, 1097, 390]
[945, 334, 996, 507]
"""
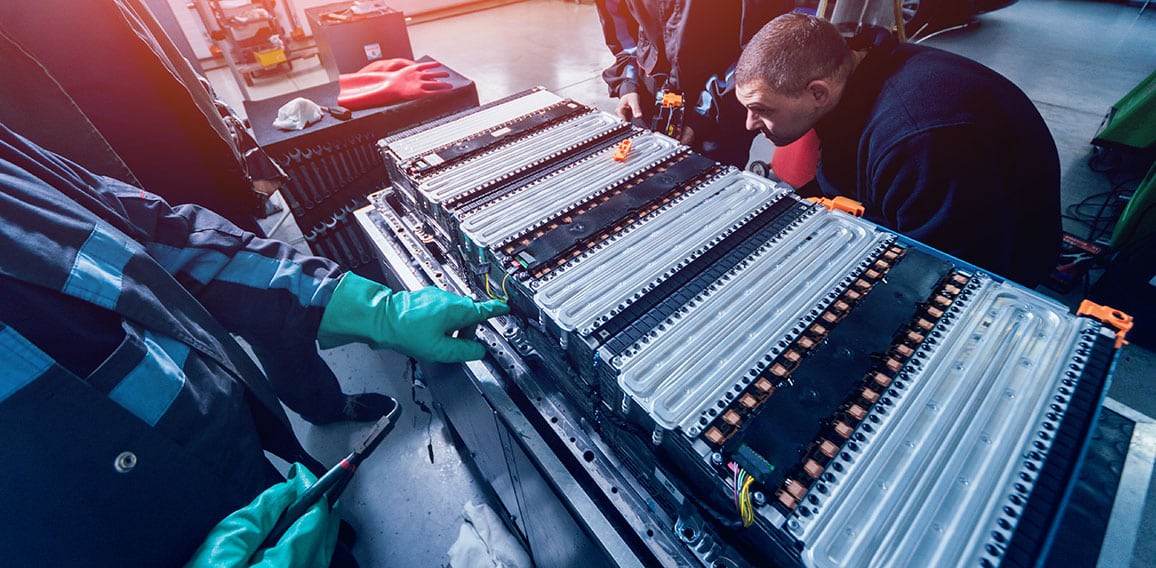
[185, 464, 339, 568]
[317, 272, 509, 362]
[1111, 161, 1156, 250]
[1094, 70, 1156, 151]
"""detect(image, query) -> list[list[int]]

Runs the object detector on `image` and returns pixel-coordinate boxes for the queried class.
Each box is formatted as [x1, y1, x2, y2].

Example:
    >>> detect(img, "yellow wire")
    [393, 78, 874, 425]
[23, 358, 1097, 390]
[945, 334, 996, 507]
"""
[484, 272, 511, 303]
[499, 272, 511, 302]
[740, 476, 755, 527]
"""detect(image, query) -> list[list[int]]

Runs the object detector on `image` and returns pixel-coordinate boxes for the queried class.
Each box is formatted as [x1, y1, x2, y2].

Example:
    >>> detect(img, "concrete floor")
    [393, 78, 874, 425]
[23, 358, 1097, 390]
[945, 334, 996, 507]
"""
[202, 0, 1156, 565]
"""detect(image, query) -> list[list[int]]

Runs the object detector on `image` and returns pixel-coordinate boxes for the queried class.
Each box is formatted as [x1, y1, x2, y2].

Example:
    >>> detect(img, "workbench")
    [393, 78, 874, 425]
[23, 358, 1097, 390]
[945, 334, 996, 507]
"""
[243, 57, 477, 277]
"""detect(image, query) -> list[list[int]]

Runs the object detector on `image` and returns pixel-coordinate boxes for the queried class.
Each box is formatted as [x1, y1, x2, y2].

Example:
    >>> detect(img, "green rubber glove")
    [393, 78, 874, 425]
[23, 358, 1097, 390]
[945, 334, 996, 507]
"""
[317, 273, 510, 362]
[185, 464, 339, 568]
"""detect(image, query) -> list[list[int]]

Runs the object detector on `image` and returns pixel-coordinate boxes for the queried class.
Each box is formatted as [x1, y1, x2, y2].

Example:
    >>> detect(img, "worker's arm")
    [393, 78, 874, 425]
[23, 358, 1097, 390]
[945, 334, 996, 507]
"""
[97, 164, 505, 363]
[103, 183, 508, 360]
[1, 121, 505, 359]
[105, 184, 344, 347]
[595, 0, 644, 104]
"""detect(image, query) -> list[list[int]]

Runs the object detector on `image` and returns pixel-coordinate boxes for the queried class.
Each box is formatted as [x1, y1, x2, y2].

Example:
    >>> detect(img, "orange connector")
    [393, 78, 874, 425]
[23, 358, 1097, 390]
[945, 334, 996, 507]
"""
[807, 196, 865, 217]
[613, 139, 633, 162]
[661, 92, 684, 107]
[1077, 300, 1134, 349]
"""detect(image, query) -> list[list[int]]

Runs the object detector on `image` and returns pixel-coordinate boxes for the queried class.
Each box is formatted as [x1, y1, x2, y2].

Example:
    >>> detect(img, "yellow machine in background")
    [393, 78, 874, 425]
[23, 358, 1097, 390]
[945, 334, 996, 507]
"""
[193, 0, 305, 88]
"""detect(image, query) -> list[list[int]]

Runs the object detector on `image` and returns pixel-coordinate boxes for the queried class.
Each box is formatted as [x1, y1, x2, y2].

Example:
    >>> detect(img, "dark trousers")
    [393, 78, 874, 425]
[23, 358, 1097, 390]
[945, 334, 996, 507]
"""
[251, 341, 347, 423]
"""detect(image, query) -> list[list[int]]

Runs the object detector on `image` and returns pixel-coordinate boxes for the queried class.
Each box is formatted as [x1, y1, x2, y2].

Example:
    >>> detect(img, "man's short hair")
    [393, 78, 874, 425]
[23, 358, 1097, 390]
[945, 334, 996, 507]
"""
[736, 13, 854, 97]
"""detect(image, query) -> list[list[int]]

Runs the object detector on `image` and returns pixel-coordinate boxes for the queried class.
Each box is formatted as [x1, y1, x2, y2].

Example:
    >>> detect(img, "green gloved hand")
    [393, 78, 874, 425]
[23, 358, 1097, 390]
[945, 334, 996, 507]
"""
[185, 464, 339, 568]
[317, 273, 510, 362]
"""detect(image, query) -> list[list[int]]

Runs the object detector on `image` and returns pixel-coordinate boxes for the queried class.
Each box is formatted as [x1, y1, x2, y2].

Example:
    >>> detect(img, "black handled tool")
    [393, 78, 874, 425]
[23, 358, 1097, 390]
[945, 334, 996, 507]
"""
[254, 399, 400, 555]
[322, 105, 352, 121]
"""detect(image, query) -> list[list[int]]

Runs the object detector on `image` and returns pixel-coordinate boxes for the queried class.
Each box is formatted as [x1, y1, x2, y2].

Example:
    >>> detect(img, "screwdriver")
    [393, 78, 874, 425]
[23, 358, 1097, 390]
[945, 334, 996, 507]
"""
[254, 399, 400, 555]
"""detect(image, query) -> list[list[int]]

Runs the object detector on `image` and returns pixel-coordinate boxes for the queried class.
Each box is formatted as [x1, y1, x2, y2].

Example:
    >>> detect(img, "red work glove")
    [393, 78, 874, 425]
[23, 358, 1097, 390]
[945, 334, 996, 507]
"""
[338, 61, 453, 110]
[355, 58, 417, 74]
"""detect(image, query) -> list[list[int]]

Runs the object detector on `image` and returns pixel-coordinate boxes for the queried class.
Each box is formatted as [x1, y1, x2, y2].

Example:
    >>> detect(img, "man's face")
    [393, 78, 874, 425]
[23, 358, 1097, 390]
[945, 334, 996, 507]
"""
[736, 81, 824, 147]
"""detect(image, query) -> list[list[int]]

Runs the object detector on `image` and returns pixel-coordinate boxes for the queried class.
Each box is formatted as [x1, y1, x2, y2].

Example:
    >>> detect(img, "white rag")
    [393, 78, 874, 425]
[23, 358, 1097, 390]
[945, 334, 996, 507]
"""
[272, 97, 323, 131]
[448, 501, 532, 568]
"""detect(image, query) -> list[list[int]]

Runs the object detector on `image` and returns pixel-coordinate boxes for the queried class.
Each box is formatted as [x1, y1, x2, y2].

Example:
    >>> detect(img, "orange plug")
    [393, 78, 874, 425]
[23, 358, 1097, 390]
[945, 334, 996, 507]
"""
[807, 196, 865, 217]
[613, 139, 632, 162]
[1077, 300, 1134, 349]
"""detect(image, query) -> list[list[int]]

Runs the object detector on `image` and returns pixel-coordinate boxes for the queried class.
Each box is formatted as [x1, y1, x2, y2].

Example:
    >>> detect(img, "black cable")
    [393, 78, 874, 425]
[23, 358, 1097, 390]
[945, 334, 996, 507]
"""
[406, 358, 436, 463]
[596, 410, 745, 529]
[1081, 143, 1149, 242]
[1065, 190, 1115, 221]
[1067, 141, 1150, 294]
[1087, 192, 1118, 242]
[1088, 147, 1116, 173]
[1064, 174, 1142, 243]
[1061, 214, 1092, 233]
[1063, 191, 1115, 242]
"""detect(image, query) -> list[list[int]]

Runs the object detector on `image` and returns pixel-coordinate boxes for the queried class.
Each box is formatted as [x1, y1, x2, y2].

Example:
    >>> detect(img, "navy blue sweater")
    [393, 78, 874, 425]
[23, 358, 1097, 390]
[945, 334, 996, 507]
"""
[0, 124, 333, 564]
[816, 36, 1061, 286]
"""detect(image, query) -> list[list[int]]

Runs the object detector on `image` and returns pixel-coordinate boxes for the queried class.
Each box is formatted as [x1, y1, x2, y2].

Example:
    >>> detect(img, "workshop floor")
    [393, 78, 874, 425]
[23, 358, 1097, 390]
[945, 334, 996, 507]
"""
[202, 0, 1156, 565]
